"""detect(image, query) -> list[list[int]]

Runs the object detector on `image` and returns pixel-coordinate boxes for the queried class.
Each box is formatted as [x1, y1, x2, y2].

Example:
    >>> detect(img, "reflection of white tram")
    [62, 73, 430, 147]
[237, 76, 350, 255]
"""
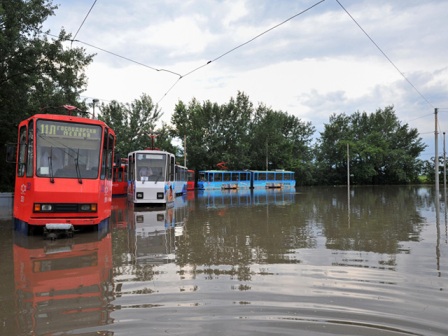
[127, 150, 175, 207]
[133, 198, 188, 264]
[134, 209, 176, 264]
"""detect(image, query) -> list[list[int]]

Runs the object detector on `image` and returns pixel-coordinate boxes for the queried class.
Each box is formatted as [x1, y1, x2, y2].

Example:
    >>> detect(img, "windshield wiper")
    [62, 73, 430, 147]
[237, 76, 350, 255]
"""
[48, 147, 55, 183]
[75, 149, 82, 184]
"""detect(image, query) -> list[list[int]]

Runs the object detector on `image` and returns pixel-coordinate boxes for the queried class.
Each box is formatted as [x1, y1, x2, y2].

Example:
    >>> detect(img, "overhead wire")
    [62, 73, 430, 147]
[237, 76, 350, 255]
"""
[72, 0, 98, 43]
[335, 0, 446, 151]
[48, 0, 327, 107]
[335, 0, 434, 110]
[180, 0, 326, 79]
[47, 0, 441, 136]
[157, 0, 326, 104]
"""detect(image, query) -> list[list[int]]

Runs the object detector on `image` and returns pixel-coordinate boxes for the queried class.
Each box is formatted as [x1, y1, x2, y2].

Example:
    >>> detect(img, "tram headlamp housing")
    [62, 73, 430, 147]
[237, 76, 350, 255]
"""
[34, 203, 53, 212]
[157, 192, 164, 199]
[79, 204, 97, 212]
[136, 215, 144, 223]
[136, 192, 143, 199]
[33, 203, 97, 213]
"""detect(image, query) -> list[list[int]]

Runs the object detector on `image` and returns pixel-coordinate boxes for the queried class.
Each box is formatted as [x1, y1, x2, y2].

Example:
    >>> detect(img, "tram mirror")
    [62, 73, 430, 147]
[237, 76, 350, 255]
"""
[5, 143, 16, 163]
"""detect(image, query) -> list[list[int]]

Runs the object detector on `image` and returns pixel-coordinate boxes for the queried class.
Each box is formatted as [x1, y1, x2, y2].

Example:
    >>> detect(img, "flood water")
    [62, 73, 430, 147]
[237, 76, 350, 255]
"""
[0, 186, 447, 336]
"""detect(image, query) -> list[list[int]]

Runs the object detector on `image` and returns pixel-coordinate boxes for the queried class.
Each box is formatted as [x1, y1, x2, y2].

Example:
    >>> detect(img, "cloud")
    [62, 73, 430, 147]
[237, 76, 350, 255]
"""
[44, 0, 448, 159]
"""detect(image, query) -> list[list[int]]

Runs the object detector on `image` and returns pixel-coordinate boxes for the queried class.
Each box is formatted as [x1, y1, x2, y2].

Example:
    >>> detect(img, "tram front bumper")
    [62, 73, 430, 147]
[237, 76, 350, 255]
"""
[44, 223, 74, 240]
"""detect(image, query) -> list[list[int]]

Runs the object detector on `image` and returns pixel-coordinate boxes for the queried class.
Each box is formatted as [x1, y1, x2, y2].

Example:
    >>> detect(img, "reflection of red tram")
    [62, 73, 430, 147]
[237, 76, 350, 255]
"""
[8, 110, 116, 235]
[111, 196, 129, 229]
[13, 228, 113, 335]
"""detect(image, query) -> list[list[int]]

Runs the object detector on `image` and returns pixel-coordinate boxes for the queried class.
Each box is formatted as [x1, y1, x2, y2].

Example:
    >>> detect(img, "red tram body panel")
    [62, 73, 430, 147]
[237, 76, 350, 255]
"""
[12, 113, 116, 232]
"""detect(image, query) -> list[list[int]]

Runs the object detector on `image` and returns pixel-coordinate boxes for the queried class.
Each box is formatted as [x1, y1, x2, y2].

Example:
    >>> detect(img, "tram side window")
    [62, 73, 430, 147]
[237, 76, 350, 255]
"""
[215, 173, 222, 182]
[241, 172, 249, 181]
[107, 133, 114, 180]
[100, 130, 114, 180]
[276, 173, 283, 181]
[26, 120, 34, 177]
[258, 173, 266, 181]
[17, 126, 27, 177]
[170, 156, 175, 181]
[128, 155, 135, 181]
[232, 173, 239, 181]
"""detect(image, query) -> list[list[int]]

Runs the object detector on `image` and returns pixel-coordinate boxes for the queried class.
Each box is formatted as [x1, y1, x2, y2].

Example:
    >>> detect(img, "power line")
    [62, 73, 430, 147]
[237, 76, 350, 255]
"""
[335, 0, 434, 109]
[74, 39, 182, 77]
[181, 0, 326, 79]
[72, 0, 98, 42]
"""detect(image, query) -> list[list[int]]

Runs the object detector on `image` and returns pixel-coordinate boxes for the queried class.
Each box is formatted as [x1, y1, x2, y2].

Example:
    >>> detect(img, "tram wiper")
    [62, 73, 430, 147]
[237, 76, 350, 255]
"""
[154, 173, 161, 184]
[48, 147, 55, 183]
[75, 149, 82, 184]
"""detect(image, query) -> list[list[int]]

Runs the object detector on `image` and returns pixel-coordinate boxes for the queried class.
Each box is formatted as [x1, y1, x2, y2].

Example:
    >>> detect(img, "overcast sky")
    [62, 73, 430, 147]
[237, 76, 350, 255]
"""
[43, 0, 448, 159]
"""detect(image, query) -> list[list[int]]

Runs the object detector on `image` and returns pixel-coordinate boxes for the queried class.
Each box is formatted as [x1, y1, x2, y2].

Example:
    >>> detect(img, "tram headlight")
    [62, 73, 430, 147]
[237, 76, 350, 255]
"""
[34, 203, 53, 212]
[157, 192, 164, 199]
[136, 192, 143, 199]
[136, 215, 144, 223]
[79, 204, 96, 212]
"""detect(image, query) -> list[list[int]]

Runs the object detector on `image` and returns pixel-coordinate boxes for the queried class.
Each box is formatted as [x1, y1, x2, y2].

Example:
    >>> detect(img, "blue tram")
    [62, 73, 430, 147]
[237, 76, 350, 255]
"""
[197, 170, 295, 190]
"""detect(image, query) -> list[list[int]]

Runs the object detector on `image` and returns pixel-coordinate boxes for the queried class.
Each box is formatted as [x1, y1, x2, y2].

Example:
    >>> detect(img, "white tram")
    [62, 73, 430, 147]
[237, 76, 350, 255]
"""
[127, 150, 175, 207]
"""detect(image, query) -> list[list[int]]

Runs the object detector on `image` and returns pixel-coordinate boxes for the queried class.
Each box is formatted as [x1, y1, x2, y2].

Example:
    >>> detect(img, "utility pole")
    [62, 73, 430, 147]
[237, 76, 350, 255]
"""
[444, 132, 446, 203]
[92, 98, 99, 119]
[435, 108, 439, 198]
[184, 135, 187, 167]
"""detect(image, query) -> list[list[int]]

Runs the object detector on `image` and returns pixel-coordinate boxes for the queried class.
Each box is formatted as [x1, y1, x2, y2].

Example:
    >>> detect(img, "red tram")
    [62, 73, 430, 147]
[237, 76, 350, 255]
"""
[112, 158, 128, 196]
[10, 112, 116, 234]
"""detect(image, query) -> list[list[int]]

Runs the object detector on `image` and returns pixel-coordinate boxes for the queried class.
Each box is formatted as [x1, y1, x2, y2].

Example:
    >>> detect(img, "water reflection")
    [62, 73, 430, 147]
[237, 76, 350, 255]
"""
[13, 225, 113, 335]
[113, 195, 189, 289]
[3, 186, 448, 335]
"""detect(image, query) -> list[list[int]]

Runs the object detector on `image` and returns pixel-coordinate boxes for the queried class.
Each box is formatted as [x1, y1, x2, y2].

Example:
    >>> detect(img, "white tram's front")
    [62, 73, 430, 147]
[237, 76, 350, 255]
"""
[127, 150, 175, 207]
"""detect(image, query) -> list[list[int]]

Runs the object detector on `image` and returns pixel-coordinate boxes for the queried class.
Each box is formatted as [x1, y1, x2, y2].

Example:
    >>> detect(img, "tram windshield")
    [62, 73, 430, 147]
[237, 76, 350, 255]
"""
[36, 120, 102, 179]
[136, 153, 167, 181]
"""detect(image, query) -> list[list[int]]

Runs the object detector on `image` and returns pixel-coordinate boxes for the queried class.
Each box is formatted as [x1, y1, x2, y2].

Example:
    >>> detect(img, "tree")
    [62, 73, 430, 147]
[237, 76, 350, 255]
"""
[171, 91, 315, 185]
[316, 106, 427, 185]
[171, 98, 222, 171]
[0, 0, 94, 191]
[98, 94, 177, 159]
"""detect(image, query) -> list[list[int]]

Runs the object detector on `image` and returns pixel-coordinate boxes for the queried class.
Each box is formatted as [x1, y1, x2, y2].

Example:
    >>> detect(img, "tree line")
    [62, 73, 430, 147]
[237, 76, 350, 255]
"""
[97, 92, 428, 187]
[0, 0, 433, 191]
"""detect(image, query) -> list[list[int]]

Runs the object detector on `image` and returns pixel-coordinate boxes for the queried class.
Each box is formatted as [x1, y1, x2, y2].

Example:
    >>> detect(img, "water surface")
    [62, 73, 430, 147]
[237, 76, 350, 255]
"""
[0, 186, 447, 335]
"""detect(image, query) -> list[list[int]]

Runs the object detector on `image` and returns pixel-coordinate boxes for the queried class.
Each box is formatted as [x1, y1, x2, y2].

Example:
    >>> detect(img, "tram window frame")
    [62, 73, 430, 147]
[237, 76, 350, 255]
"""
[214, 172, 223, 182]
[107, 132, 114, 180]
[18, 125, 27, 177]
[26, 120, 34, 177]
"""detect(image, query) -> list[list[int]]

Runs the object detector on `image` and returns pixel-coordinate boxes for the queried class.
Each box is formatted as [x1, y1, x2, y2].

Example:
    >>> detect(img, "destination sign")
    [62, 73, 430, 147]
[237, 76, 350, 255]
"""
[37, 120, 101, 139]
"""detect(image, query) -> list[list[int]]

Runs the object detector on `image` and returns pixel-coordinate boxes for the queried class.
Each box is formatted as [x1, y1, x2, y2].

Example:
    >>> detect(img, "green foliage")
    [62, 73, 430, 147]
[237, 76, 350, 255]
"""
[0, 0, 93, 191]
[171, 91, 316, 185]
[98, 94, 178, 159]
[316, 106, 427, 185]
